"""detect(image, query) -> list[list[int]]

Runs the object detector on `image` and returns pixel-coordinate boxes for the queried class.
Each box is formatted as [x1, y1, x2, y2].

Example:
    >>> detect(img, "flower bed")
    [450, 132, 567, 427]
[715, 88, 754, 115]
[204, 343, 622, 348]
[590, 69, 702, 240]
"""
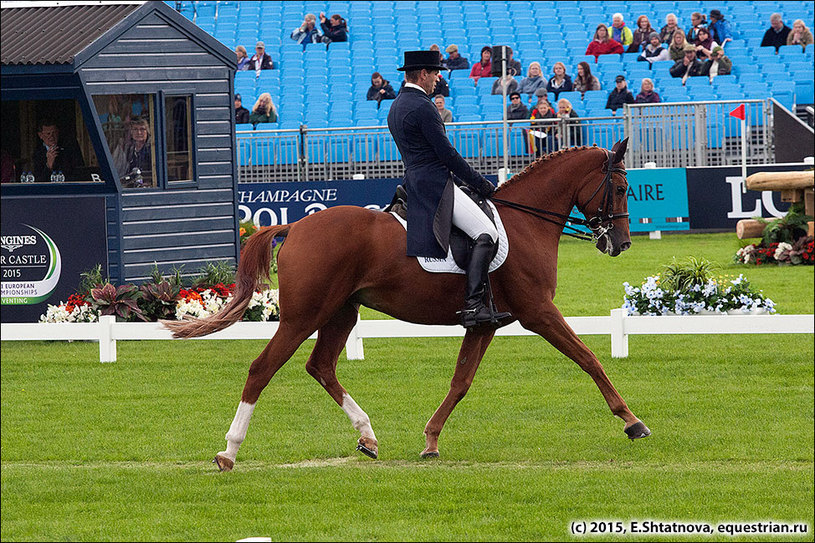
[735, 237, 814, 266]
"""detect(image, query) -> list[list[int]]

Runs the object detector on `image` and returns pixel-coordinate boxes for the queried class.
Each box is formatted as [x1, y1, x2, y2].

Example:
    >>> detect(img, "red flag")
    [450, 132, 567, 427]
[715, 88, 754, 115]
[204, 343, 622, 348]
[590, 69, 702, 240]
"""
[729, 104, 745, 121]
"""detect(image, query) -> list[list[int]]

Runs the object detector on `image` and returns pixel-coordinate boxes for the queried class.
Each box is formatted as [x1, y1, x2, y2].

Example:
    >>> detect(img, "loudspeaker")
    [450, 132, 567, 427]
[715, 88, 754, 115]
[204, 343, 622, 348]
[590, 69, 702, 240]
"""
[491, 45, 508, 77]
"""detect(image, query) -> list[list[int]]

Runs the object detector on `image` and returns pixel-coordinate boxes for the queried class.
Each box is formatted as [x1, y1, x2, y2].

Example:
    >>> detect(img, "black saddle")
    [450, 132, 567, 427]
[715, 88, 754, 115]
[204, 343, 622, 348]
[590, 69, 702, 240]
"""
[385, 184, 498, 269]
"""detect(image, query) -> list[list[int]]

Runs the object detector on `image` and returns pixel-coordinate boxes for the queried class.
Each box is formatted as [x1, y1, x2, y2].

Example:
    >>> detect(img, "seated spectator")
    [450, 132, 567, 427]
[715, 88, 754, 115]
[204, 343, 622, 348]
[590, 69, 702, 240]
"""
[367, 72, 396, 107]
[291, 14, 323, 48]
[443, 44, 469, 71]
[248, 42, 273, 71]
[235, 46, 250, 71]
[761, 13, 791, 51]
[629, 15, 655, 53]
[608, 13, 633, 47]
[687, 12, 708, 44]
[659, 13, 683, 45]
[32, 118, 85, 182]
[529, 96, 557, 156]
[670, 44, 704, 83]
[708, 10, 733, 47]
[556, 98, 582, 147]
[606, 75, 634, 113]
[234, 94, 250, 124]
[112, 117, 151, 187]
[787, 19, 813, 50]
[586, 24, 625, 59]
[634, 78, 661, 103]
[505, 47, 523, 77]
[517, 61, 546, 100]
[319, 13, 348, 43]
[693, 27, 718, 60]
[700, 46, 732, 80]
[434, 95, 453, 123]
[546, 62, 574, 101]
[638, 32, 671, 64]
[573, 61, 601, 96]
[249, 93, 278, 126]
[470, 46, 493, 84]
[506, 91, 529, 120]
[668, 29, 689, 61]
[492, 74, 519, 95]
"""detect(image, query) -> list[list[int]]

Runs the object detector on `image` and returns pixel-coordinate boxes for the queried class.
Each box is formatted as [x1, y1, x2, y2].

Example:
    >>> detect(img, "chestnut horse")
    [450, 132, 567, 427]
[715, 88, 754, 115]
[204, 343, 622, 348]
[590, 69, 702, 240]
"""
[165, 140, 650, 471]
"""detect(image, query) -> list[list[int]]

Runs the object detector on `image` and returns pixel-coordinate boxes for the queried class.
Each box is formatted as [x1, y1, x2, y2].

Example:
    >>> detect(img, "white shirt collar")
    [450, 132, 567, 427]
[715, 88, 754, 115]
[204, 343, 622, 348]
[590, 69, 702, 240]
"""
[404, 82, 427, 95]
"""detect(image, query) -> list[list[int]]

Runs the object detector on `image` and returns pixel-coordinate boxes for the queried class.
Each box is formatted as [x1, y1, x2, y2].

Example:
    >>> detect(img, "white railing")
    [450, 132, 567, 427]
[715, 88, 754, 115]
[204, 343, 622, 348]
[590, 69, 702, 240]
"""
[2, 310, 812, 362]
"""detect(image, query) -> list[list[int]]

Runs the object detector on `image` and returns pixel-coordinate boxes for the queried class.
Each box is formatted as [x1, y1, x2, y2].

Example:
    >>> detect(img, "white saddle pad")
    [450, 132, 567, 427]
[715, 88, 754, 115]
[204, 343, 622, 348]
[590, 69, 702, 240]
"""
[390, 200, 509, 274]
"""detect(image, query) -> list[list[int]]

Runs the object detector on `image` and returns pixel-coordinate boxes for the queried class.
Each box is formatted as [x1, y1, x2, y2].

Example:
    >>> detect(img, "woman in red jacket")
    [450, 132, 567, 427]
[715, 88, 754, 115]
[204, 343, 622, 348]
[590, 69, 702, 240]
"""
[469, 46, 493, 85]
[585, 24, 624, 59]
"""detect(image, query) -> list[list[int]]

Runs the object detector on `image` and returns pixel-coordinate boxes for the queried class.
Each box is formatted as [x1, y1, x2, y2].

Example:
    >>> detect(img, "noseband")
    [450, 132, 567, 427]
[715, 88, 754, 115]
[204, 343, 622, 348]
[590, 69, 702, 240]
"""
[492, 150, 629, 242]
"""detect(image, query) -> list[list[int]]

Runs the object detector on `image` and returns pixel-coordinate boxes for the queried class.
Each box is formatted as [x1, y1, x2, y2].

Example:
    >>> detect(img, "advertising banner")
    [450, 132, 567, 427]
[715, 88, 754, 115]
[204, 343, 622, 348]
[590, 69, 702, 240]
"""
[1, 196, 107, 323]
[626, 168, 689, 232]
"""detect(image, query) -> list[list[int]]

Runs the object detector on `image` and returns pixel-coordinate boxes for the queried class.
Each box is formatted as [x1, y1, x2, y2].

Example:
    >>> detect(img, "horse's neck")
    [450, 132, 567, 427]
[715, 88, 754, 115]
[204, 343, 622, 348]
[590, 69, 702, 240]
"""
[499, 153, 593, 215]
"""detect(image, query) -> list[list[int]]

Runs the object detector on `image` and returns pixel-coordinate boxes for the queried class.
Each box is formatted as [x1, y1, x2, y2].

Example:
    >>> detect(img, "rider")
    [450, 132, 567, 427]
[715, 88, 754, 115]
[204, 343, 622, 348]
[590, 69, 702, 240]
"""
[387, 50, 512, 328]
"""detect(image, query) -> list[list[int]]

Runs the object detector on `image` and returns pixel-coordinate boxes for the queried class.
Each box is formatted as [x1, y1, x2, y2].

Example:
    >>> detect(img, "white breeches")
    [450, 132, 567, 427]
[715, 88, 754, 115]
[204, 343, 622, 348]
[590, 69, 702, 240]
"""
[451, 184, 498, 242]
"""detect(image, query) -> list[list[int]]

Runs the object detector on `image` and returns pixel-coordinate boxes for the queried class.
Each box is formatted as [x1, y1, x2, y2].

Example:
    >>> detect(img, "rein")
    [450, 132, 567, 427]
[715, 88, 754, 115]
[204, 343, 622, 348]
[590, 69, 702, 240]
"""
[492, 150, 629, 242]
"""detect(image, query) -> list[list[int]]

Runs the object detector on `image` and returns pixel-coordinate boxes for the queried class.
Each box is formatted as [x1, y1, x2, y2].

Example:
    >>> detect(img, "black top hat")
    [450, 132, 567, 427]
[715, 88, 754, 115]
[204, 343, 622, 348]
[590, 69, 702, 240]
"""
[398, 50, 446, 71]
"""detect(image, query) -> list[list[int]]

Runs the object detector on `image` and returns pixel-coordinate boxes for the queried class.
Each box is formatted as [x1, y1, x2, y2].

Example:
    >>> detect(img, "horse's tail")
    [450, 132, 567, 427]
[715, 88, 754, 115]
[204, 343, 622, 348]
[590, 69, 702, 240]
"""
[163, 225, 290, 339]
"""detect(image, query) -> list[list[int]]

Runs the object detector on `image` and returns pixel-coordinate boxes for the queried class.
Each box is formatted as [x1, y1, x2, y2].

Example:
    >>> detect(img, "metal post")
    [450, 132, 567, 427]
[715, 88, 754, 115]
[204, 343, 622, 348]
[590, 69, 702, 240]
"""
[501, 46, 509, 179]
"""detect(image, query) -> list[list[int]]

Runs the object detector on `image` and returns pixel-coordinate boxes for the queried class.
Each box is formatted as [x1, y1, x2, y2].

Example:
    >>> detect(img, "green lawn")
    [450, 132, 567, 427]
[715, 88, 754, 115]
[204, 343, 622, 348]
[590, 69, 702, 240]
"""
[2, 232, 813, 541]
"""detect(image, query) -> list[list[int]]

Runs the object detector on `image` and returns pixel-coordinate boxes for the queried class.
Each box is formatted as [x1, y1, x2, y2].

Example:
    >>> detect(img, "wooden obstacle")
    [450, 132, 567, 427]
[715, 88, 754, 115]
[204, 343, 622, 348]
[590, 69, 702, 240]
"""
[736, 170, 815, 239]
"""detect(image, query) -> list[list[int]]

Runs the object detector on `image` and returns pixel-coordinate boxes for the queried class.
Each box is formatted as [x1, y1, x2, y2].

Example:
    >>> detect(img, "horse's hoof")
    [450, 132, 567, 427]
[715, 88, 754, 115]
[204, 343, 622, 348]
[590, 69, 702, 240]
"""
[213, 454, 234, 471]
[356, 437, 378, 459]
[420, 450, 440, 459]
[356, 443, 378, 459]
[624, 421, 651, 440]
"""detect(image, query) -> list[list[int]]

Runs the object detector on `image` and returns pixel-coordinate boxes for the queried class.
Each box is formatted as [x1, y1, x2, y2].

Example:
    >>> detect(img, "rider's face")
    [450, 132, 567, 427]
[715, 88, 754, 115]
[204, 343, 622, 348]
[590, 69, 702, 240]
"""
[420, 70, 439, 94]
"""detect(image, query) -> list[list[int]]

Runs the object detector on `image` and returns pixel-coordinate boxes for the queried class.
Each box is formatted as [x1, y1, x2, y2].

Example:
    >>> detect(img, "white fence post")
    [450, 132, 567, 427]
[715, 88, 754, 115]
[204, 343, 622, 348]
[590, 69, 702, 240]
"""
[610, 308, 628, 358]
[344, 314, 365, 360]
[99, 315, 116, 363]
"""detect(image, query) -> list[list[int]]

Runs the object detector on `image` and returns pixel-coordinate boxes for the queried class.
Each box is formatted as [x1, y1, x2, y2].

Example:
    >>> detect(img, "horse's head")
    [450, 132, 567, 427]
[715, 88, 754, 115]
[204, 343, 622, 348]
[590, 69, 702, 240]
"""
[576, 139, 631, 257]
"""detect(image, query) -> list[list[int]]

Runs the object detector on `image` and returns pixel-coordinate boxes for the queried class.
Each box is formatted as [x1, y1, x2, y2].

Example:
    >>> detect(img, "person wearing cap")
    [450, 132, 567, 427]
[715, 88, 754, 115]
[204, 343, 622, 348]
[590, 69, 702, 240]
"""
[628, 15, 655, 53]
[469, 46, 493, 84]
[234, 94, 250, 124]
[605, 75, 635, 113]
[708, 10, 732, 47]
[637, 32, 671, 64]
[248, 42, 273, 71]
[506, 91, 529, 120]
[291, 13, 323, 48]
[670, 43, 704, 82]
[607, 13, 633, 47]
[387, 50, 510, 328]
[700, 45, 732, 81]
[442, 44, 469, 71]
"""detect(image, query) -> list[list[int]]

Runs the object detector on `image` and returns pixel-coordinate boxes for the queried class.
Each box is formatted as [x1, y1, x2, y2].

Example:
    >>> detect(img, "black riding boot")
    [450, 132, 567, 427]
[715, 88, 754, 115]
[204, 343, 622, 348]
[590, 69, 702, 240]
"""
[458, 234, 512, 328]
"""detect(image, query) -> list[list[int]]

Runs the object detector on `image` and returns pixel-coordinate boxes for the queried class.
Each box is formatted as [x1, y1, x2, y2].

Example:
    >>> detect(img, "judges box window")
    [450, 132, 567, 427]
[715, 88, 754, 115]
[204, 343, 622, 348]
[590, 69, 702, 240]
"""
[93, 94, 157, 189]
[165, 95, 193, 184]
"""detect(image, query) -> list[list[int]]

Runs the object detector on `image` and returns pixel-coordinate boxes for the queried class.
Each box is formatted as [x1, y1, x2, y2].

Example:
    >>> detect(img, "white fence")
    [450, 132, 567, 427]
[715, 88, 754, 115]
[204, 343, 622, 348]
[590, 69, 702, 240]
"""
[1, 310, 812, 362]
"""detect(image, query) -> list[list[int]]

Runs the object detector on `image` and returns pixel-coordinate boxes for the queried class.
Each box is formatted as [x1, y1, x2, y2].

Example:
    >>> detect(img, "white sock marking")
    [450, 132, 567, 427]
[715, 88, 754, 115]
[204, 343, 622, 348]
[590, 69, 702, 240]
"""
[341, 392, 376, 440]
[223, 401, 255, 460]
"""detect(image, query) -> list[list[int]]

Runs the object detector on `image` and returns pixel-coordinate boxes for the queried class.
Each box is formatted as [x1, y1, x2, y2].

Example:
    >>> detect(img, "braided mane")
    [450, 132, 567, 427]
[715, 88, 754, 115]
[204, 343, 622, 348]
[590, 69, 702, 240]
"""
[495, 145, 600, 193]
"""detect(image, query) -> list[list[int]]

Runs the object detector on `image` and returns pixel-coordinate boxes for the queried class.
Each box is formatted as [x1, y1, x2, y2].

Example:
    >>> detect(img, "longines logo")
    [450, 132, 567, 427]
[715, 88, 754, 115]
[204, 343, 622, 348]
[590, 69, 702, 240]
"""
[0, 225, 62, 305]
[1, 235, 37, 253]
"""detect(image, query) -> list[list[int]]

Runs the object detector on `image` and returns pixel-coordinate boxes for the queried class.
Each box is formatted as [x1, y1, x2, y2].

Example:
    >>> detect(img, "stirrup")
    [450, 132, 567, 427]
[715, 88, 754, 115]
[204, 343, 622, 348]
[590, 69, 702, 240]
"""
[457, 304, 512, 328]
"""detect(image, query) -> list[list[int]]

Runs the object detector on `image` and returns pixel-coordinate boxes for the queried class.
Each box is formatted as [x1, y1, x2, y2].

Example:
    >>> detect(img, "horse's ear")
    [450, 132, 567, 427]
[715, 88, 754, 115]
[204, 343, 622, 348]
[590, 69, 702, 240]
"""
[612, 138, 629, 164]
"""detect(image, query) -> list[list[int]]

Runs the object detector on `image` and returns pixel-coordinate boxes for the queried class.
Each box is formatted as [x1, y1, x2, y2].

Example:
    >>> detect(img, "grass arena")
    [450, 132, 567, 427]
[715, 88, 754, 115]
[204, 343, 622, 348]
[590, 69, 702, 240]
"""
[2, 233, 813, 541]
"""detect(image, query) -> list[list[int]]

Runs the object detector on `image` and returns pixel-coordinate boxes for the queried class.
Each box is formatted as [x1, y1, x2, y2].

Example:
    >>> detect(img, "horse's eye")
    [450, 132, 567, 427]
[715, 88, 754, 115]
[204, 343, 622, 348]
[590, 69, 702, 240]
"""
[616, 185, 627, 196]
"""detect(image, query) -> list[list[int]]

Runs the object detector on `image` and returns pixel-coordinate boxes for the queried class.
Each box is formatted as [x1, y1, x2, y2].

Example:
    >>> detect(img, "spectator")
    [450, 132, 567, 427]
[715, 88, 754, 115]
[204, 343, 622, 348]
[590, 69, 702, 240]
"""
[700, 45, 732, 80]
[761, 13, 791, 51]
[708, 10, 733, 47]
[687, 12, 708, 44]
[629, 15, 655, 53]
[670, 44, 704, 83]
[517, 61, 546, 100]
[234, 94, 250, 124]
[249, 93, 278, 126]
[608, 13, 633, 47]
[235, 46, 250, 71]
[605, 75, 634, 113]
[112, 117, 151, 187]
[529, 95, 557, 156]
[546, 62, 574, 101]
[32, 119, 85, 182]
[505, 47, 523, 77]
[367, 72, 396, 107]
[638, 32, 671, 64]
[669, 29, 689, 61]
[634, 78, 661, 103]
[506, 91, 529, 120]
[659, 13, 683, 45]
[586, 24, 625, 59]
[319, 13, 348, 43]
[693, 27, 718, 60]
[492, 74, 519, 95]
[248, 41, 273, 71]
[573, 61, 601, 96]
[556, 98, 582, 147]
[469, 46, 493, 84]
[291, 14, 323, 48]
[434, 94, 453, 123]
[443, 44, 469, 71]
[786, 19, 813, 50]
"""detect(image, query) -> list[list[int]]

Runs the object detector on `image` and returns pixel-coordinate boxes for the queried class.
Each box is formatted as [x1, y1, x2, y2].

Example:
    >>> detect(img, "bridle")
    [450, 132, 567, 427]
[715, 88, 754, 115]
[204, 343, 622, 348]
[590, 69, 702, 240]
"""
[491, 149, 629, 242]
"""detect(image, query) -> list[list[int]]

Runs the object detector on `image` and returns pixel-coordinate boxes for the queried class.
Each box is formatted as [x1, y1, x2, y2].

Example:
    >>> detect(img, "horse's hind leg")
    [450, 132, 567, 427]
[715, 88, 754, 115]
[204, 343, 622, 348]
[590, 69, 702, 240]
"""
[214, 323, 314, 471]
[422, 328, 496, 458]
[304, 303, 379, 459]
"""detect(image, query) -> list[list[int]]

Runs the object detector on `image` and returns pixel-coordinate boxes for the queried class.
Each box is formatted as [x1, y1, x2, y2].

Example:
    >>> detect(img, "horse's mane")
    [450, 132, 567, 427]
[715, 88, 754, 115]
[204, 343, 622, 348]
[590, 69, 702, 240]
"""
[495, 145, 601, 193]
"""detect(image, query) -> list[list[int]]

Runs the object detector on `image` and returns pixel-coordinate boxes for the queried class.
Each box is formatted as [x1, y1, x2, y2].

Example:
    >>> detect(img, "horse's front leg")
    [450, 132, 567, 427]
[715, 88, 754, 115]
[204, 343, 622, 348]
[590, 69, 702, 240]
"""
[422, 328, 496, 458]
[519, 301, 650, 440]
